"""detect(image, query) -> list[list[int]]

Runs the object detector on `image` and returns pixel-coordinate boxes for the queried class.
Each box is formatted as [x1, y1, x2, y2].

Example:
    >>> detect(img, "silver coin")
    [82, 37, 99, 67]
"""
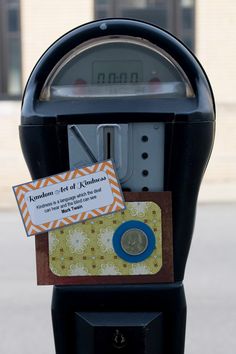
[120, 228, 148, 256]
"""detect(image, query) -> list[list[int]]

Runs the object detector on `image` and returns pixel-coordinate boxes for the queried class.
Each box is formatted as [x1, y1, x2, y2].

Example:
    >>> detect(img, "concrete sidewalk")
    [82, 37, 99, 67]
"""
[0, 203, 235, 354]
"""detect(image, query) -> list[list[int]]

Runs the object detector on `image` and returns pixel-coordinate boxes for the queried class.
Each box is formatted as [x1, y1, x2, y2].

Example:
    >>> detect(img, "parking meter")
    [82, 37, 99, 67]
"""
[19, 19, 215, 354]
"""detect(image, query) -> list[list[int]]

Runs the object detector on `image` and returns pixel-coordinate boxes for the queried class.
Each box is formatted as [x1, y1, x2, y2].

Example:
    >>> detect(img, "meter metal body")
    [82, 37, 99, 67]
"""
[20, 19, 215, 354]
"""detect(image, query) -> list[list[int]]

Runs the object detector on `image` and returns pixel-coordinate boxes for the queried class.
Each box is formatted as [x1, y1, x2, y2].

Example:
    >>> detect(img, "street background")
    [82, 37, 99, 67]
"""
[0, 1, 236, 353]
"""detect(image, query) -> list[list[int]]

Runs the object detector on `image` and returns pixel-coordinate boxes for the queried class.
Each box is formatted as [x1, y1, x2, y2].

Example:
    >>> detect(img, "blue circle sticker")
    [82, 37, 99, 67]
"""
[112, 220, 156, 263]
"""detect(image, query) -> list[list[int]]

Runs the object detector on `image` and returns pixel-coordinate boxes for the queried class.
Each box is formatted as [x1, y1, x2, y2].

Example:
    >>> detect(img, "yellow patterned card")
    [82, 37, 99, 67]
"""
[13, 160, 125, 237]
[49, 201, 162, 276]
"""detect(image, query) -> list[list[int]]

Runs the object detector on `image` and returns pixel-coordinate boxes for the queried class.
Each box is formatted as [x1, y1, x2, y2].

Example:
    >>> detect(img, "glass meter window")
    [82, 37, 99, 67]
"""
[40, 36, 194, 100]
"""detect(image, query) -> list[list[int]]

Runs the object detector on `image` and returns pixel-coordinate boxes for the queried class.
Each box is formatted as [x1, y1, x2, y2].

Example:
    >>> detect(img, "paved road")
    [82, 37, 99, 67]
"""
[0, 204, 235, 354]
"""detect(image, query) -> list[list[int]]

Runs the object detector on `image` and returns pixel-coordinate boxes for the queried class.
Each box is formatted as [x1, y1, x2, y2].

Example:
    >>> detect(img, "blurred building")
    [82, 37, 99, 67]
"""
[0, 0, 21, 97]
[0, 0, 236, 208]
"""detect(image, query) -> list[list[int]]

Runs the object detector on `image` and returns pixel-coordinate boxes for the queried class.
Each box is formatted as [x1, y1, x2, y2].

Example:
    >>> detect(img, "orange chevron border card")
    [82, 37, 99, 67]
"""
[13, 160, 125, 237]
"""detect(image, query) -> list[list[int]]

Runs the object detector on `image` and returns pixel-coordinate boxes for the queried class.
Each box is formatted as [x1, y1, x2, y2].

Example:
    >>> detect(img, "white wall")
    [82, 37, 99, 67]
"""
[196, 0, 236, 104]
[196, 0, 236, 201]
[20, 0, 94, 86]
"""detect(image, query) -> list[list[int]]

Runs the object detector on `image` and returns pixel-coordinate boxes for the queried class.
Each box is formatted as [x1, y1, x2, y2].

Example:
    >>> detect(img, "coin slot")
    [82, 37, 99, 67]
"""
[107, 132, 111, 159]
[104, 128, 114, 160]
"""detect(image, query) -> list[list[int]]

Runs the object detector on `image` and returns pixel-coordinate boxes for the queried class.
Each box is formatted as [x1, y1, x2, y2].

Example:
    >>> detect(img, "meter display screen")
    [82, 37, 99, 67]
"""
[41, 37, 194, 100]
[92, 60, 143, 85]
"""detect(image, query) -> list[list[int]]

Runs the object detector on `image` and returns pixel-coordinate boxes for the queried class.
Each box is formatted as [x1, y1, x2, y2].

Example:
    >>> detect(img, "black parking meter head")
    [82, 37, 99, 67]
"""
[20, 18, 215, 282]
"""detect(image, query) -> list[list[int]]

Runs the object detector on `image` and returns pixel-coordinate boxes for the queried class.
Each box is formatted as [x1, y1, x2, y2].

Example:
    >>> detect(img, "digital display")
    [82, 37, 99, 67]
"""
[92, 60, 143, 85]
